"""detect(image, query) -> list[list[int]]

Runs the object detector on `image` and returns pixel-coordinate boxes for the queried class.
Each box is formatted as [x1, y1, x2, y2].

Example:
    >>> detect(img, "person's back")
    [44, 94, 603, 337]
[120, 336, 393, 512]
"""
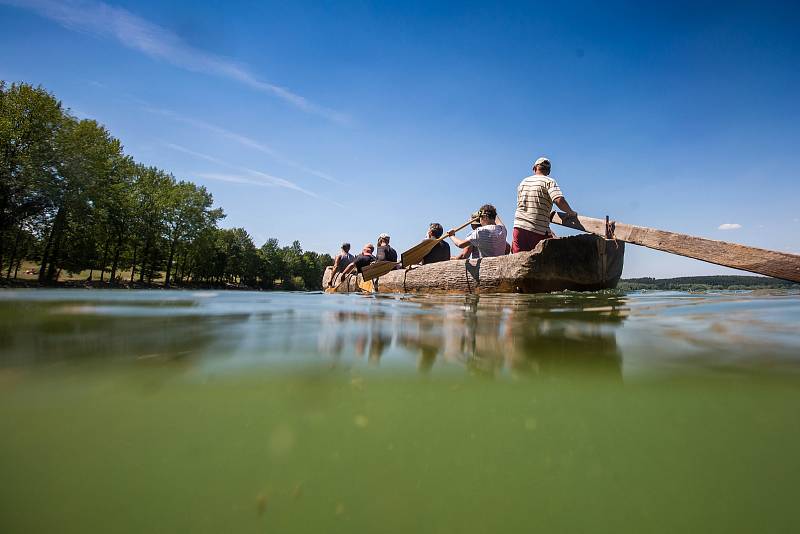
[375, 233, 397, 263]
[336, 251, 354, 270]
[512, 157, 577, 253]
[514, 174, 562, 235]
[468, 224, 507, 257]
[422, 240, 450, 264]
[376, 245, 397, 262]
[422, 222, 451, 264]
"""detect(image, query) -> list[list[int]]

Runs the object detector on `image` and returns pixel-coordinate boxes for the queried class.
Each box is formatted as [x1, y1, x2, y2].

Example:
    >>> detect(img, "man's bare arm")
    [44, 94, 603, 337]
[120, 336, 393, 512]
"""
[447, 229, 472, 249]
[554, 197, 577, 217]
[453, 246, 473, 260]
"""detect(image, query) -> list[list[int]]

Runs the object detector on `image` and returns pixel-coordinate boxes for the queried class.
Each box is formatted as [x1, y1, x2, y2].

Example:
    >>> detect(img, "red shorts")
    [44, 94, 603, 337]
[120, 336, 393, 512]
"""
[512, 227, 549, 253]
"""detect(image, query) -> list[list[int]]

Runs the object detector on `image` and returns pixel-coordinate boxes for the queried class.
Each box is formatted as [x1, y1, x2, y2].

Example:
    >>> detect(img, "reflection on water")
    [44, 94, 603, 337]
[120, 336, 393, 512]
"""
[1, 289, 800, 379]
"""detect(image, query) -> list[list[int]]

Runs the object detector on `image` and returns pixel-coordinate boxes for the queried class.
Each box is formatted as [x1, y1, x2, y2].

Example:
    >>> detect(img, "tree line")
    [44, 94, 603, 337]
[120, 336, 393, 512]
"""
[0, 81, 332, 290]
[618, 276, 798, 291]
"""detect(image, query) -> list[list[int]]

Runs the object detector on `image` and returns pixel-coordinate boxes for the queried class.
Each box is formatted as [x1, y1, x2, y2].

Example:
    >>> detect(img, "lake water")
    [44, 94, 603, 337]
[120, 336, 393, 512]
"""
[1, 289, 799, 533]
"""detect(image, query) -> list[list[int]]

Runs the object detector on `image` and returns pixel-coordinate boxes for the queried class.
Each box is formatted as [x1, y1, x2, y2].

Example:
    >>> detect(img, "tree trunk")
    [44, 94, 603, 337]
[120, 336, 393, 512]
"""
[552, 212, 800, 283]
[164, 239, 177, 288]
[323, 235, 625, 294]
[109, 230, 124, 286]
[130, 243, 138, 283]
[38, 218, 58, 282]
[43, 207, 67, 284]
[14, 258, 22, 279]
[6, 225, 21, 278]
[139, 238, 150, 283]
[99, 237, 111, 283]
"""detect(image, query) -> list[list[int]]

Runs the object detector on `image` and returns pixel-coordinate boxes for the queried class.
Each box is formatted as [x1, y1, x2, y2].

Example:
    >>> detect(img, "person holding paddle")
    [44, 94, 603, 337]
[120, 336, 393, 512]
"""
[327, 242, 355, 287]
[447, 204, 508, 257]
[513, 156, 577, 253]
[338, 243, 377, 279]
[421, 223, 451, 264]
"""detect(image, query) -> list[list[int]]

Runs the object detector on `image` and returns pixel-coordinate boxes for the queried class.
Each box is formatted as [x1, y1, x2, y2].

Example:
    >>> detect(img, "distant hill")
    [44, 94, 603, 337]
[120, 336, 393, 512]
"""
[618, 275, 799, 291]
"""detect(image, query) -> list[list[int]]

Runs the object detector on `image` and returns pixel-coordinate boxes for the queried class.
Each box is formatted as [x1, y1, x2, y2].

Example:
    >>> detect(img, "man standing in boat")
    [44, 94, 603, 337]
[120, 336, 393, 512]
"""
[512, 157, 578, 253]
[447, 204, 507, 257]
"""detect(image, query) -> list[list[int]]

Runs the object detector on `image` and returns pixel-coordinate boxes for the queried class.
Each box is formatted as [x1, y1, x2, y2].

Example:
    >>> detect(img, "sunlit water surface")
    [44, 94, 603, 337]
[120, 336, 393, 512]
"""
[1, 289, 799, 533]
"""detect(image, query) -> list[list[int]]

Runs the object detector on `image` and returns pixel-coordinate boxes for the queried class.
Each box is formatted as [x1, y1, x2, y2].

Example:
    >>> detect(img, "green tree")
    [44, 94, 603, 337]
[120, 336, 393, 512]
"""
[0, 82, 63, 275]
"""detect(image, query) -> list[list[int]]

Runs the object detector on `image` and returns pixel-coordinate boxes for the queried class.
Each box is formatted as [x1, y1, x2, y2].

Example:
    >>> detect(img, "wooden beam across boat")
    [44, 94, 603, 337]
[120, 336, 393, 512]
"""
[551, 212, 800, 283]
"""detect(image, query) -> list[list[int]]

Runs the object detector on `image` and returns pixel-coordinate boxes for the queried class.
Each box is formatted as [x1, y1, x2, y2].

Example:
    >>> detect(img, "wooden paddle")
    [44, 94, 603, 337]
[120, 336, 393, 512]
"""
[551, 212, 800, 283]
[401, 218, 478, 267]
[360, 260, 399, 280]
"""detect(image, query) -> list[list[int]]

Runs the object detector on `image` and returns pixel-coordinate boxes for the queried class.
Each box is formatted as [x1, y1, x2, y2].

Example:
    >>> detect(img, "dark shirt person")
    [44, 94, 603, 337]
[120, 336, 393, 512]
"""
[339, 243, 376, 278]
[375, 233, 398, 262]
[422, 223, 451, 264]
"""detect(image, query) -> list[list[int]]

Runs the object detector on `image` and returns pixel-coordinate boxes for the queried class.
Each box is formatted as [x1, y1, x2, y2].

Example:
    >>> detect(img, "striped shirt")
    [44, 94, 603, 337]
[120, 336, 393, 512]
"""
[465, 224, 507, 257]
[513, 175, 564, 234]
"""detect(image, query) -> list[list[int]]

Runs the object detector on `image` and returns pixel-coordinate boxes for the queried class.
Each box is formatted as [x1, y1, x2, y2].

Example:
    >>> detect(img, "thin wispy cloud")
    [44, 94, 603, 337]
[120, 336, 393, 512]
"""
[143, 105, 344, 185]
[1, 0, 348, 123]
[167, 143, 345, 208]
[718, 223, 742, 230]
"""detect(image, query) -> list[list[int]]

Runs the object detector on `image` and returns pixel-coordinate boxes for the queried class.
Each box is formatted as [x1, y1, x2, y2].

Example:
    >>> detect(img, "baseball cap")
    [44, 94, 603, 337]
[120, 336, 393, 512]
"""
[534, 156, 551, 167]
[378, 232, 390, 239]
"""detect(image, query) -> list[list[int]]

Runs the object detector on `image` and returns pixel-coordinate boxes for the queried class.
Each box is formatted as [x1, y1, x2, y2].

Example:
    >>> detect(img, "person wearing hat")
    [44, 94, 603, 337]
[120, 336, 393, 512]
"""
[512, 156, 577, 253]
[375, 233, 398, 262]
[447, 204, 508, 258]
[328, 242, 355, 287]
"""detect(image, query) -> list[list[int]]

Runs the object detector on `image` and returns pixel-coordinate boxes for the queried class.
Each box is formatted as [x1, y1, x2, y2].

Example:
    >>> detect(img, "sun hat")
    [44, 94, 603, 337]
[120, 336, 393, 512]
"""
[378, 233, 390, 239]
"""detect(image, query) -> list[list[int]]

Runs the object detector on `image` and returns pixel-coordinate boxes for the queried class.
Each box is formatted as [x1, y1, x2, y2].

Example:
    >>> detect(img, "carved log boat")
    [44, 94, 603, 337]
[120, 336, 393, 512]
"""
[322, 234, 624, 294]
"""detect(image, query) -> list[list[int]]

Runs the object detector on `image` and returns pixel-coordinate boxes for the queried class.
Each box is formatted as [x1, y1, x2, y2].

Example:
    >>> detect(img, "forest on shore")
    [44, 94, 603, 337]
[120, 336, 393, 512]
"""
[1, 81, 332, 290]
[618, 276, 798, 291]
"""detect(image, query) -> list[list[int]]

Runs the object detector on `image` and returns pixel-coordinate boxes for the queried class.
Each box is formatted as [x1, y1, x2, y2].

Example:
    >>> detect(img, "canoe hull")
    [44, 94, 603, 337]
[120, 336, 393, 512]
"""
[323, 234, 624, 294]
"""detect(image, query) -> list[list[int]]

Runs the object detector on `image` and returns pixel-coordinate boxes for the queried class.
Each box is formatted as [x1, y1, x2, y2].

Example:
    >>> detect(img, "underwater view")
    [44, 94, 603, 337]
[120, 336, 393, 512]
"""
[2, 289, 800, 533]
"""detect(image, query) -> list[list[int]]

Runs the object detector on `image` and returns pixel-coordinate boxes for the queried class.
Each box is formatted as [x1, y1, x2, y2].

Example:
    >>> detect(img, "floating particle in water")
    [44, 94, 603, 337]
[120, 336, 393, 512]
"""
[256, 493, 268, 516]
[354, 414, 369, 428]
[350, 376, 364, 390]
[270, 424, 296, 456]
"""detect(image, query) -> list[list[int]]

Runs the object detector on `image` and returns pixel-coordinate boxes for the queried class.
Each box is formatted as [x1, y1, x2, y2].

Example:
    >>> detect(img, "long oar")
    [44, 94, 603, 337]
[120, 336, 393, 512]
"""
[401, 218, 477, 267]
[360, 260, 399, 280]
[551, 212, 800, 283]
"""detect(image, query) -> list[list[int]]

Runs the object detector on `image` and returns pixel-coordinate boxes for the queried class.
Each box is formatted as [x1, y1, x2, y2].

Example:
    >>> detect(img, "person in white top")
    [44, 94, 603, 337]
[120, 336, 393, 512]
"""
[512, 157, 577, 253]
[447, 204, 508, 258]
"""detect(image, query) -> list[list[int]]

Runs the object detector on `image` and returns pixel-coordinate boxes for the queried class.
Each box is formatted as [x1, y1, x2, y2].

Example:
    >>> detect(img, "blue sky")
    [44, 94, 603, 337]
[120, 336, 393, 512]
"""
[2, 0, 799, 277]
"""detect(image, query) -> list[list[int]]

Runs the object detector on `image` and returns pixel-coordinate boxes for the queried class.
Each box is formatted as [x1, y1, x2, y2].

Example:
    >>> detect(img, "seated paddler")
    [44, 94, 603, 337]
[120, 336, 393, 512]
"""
[339, 243, 377, 278]
[447, 204, 508, 258]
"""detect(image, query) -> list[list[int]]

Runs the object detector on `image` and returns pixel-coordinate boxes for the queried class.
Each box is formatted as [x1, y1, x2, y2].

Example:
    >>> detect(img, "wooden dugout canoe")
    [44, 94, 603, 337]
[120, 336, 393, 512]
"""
[322, 234, 625, 294]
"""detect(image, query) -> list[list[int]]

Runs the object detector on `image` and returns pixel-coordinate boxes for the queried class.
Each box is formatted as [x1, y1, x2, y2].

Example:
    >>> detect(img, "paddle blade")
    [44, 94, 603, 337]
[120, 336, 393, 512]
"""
[360, 260, 398, 280]
[401, 238, 439, 267]
[358, 279, 375, 292]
